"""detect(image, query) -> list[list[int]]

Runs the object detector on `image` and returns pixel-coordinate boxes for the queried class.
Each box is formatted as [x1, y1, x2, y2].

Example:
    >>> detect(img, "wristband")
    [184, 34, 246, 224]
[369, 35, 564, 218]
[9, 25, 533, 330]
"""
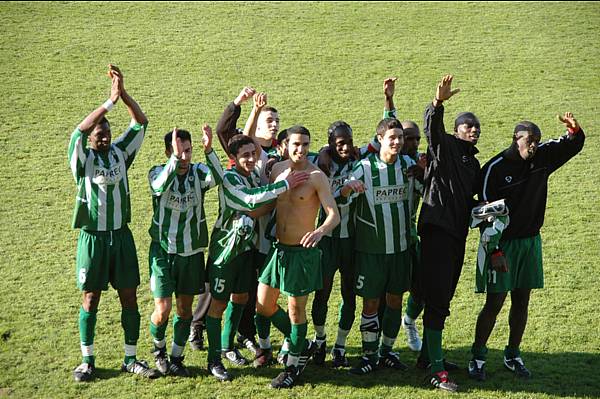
[567, 126, 580, 135]
[102, 99, 114, 111]
[491, 249, 504, 258]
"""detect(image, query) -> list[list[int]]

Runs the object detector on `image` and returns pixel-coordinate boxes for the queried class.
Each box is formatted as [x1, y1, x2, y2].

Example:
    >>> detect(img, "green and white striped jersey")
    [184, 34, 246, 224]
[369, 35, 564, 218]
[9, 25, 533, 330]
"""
[209, 165, 289, 260]
[313, 157, 356, 239]
[338, 152, 415, 254]
[148, 150, 223, 256]
[68, 120, 146, 231]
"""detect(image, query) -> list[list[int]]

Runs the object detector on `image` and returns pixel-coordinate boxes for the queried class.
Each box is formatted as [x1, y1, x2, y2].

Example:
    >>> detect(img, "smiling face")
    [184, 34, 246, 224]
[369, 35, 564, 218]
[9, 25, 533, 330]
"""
[378, 128, 404, 156]
[331, 132, 353, 162]
[89, 121, 111, 152]
[234, 143, 257, 176]
[287, 132, 310, 163]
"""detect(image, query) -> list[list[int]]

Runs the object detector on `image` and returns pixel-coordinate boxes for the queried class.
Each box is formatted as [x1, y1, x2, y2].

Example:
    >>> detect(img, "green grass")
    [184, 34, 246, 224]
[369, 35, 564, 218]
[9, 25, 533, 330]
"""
[0, 2, 599, 398]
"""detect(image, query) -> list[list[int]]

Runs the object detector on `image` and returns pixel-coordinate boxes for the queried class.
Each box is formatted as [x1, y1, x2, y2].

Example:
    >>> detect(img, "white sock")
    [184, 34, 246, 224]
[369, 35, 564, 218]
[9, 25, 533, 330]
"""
[171, 342, 184, 358]
[335, 328, 350, 348]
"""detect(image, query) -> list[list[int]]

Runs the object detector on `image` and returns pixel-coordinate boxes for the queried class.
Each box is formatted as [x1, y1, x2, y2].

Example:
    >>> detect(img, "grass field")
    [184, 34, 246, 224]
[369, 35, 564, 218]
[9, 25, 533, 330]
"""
[0, 2, 599, 398]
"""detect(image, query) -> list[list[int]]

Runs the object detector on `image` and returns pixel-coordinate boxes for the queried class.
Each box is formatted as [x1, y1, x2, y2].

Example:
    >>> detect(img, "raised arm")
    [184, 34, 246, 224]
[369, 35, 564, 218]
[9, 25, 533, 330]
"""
[423, 74, 460, 148]
[216, 87, 255, 157]
[199, 123, 224, 189]
[539, 112, 586, 173]
[110, 65, 147, 125]
[383, 77, 398, 118]
[77, 68, 121, 134]
[149, 127, 179, 195]
[243, 92, 267, 138]
[299, 171, 340, 248]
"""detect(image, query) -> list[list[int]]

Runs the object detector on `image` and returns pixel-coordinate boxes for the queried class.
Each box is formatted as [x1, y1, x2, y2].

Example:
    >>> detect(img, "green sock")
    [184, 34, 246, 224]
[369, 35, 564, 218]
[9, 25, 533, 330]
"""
[255, 313, 271, 340]
[79, 307, 97, 366]
[504, 345, 520, 359]
[405, 295, 424, 320]
[121, 308, 140, 365]
[290, 323, 307, 356]
[221, 302, 245, 351]
[205, 315, 222, 363]
[173, 314, 191, 347]
[471, 344, 488, 361]
[150, 320, 168, 344]
[380, 306, 401, 356]
[339, 299, 355, 331]
[424, 328, 444, 373]
[270, 306, 291, 337]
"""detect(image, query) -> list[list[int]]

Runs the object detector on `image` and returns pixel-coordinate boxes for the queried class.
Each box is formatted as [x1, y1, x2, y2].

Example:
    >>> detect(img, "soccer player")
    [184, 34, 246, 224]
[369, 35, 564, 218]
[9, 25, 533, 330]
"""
[339, 118, 415, 376]
[418, 75, 481, 392]
[204, 134, 309, 381]
[310, 121, 358, 367]
[467, 113, 585, 381]
[147, 125, 223, 376]
[256, 125, 340, 388]
[189, 86, 259, 352]
[382, 77, 426, 353]
[69, 65, 159, 382]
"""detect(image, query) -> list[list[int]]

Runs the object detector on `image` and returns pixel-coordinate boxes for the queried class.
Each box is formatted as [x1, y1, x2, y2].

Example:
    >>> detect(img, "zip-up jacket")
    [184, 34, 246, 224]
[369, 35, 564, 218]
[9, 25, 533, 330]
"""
[418, 103, 480, 240]
[479, 129, 585, 240]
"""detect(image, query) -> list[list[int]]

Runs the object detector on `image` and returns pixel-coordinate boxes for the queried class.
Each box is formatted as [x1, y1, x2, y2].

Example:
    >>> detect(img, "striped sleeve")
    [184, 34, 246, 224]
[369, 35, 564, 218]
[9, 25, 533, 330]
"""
[337, 161, 365, 206]
[68, 128, 88, 181]
[149, 156, 178, 195]
[200, 149, 223, 190]
[383, 107, 397, 119]
[113, 120, 146, 167]
[222, 172, 288, 211]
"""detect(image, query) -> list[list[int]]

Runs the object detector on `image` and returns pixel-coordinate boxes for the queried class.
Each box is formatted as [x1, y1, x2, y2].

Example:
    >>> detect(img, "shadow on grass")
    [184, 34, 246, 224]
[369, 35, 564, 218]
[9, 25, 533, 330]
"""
[94, 367, 125, 380]
[228, 345, 600, 397]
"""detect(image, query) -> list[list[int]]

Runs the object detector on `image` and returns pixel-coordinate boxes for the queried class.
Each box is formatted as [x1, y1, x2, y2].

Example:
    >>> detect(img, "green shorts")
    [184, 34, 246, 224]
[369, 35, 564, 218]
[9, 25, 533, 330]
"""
[208, 252, 254, 301]
[480, 234, 543, 293]
[75, 226, 139, 291]
[148, 241, 206, 298]
[258, 243, 322, 297]
[355, 250, 411, 298]
[319, 236, 355, 281]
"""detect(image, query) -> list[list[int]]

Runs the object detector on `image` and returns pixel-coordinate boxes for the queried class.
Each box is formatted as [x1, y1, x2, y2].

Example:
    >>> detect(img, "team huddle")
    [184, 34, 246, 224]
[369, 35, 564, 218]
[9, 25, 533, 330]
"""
[67, 66, 585, 392]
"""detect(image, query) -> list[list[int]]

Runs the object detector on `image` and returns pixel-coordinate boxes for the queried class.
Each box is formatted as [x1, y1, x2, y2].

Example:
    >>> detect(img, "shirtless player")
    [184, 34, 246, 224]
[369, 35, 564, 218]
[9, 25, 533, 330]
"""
[255, 125, 340, 388]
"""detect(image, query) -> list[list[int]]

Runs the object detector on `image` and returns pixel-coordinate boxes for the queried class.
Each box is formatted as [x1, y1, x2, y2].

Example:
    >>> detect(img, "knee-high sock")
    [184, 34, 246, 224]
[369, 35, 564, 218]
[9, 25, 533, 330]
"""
[172, 314, 191, 357]
[405, 294, 424, 321]
[425, 327, 444, 373]
[270, 306, 291, 337]
[287, 322, 307, 368]
[205, 315, 222, 363]
[380, 306, 401, 356]
[121, 308, 140, 365]
[360, 313, 380, 362]
[150, 319, 168, 349]
[79, 307, 97, 365]
[221, 301, 245, 351]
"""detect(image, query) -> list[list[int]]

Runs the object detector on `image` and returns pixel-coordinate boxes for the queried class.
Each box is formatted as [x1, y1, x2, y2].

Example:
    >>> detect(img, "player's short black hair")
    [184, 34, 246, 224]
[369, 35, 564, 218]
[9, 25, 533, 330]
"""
[98, 116, 110, 129]
[328, 121, 353, 141]
[164, 129, 192, 151]
[513, 121, 541, 137]
[261, 106, 278, 114]
[376, 118, 403, 137]
[287, 125, 310, 139]
[454, 112, 480, 131]
[228, 134, 256, 156]
[277, 129, 288, 143]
